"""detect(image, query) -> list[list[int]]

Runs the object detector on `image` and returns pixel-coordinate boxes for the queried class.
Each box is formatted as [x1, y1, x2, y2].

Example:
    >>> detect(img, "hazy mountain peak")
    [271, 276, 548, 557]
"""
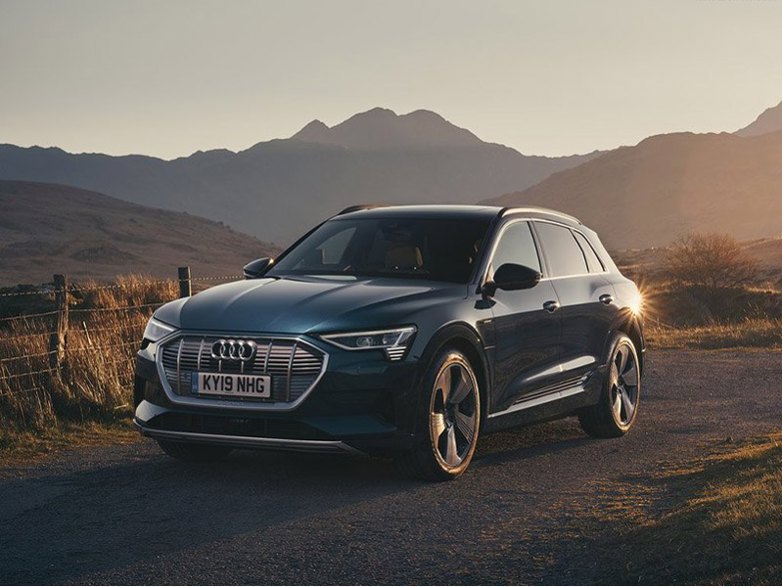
[346, 106, 397, 121]
[291, 119, 330, 143]
[735, 99, 782, 137]
[289, 107, 485, 150]
[403, 109, 443, 120]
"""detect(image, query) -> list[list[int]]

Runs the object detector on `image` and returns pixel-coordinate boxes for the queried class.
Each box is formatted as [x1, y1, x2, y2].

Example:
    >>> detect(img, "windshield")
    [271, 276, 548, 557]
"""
[268, 216, 491, 284]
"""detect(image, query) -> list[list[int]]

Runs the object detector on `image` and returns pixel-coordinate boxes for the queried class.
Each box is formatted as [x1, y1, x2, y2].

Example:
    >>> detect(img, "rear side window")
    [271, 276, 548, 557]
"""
[573, 232, 605, 273]
[534, 222, 588, 277]
[491, 222, 541, 273]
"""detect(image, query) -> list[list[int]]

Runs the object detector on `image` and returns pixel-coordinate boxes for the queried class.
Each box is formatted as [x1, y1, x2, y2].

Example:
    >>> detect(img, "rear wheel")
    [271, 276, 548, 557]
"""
[395, 349, 481, 481]
[157, 440, 232, 462]
[579, 333, 640, 438]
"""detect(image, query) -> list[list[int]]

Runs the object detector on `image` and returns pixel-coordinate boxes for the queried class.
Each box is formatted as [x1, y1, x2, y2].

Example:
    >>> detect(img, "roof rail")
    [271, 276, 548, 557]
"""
[336, 204, 388, 215]
[500, 206, 582, 225]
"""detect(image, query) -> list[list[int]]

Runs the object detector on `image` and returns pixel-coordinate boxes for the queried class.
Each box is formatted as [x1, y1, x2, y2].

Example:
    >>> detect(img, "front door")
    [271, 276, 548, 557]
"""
[487, 221, 562, 414]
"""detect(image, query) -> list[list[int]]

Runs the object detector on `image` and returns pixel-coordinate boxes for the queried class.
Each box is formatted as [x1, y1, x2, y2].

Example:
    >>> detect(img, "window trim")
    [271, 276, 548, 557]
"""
[530, 219, 610, 280]
[572, 229, 606, 274]
[479, 219, 545, 285]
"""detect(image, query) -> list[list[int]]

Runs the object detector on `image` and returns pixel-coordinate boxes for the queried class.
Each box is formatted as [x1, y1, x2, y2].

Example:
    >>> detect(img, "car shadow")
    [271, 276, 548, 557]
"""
[1, 420, 594, 584]
[474, 417, 594, 466]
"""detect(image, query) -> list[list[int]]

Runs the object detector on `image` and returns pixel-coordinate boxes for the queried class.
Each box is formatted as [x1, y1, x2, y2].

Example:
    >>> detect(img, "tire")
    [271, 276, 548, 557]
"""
[395, 349, 481, 481]
[157, 440, 232, 462]
[579, 333, 641, 438]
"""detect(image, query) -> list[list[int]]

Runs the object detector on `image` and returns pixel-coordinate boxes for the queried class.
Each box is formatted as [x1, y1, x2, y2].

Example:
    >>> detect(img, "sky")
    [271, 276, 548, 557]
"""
[1, 0, 781, 160]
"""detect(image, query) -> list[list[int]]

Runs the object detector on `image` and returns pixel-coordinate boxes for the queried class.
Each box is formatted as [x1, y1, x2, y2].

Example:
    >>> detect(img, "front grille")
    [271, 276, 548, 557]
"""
[159, 335, 326, 404]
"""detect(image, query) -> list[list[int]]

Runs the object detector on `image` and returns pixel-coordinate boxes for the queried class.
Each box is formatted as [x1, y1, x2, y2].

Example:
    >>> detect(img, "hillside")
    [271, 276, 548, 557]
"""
[0, 108, 600, 246]
[0, 181, 277, 286]
[484, 131, 782, 249]
[735, 100, 782, 137]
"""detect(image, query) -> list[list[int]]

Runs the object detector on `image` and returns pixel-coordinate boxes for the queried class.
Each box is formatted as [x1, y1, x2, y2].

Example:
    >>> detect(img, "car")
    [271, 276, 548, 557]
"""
[133, 204, 645, 481]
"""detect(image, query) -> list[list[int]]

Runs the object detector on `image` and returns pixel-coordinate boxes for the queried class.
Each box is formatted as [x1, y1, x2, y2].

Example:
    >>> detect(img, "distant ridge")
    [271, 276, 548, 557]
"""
[735, 99, 782, 137]
[290, 107, 485, 150]
[0, 107, 601, 245]
[484, 130, 782, 249]
[0, 181, 277, 286]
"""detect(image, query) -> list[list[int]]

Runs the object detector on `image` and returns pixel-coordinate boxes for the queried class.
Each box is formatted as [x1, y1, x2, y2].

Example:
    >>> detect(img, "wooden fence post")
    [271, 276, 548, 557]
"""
[49, 274, 69, 370]
[178, 266, 192, 298]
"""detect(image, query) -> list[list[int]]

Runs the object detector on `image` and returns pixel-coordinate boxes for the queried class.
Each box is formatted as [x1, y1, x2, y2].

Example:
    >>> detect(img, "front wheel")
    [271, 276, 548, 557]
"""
[395, 349, 481, 481]
[579, 333, 641, 438]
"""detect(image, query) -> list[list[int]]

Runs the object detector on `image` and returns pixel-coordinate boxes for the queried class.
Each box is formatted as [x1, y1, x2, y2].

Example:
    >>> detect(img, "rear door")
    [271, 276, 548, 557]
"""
[532, 221, 616, 381]
[487, 221, 563, 413]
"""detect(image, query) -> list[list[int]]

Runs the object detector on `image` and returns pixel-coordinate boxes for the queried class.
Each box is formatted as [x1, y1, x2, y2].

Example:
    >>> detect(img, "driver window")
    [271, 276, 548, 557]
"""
[491, 222, 541, 274]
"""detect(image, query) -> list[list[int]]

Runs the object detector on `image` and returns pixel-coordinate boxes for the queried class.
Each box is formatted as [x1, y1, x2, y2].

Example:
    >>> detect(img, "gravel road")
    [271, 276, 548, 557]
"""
[1, 350, 781, 585]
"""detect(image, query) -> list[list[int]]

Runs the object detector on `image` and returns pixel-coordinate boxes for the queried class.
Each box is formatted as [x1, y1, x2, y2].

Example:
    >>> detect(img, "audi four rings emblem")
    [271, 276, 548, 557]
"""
[211, 339, 257, 362]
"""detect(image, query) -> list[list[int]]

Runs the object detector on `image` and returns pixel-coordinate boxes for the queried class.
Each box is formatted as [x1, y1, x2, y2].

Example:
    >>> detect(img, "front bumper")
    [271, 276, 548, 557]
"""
[134, 419, 363, 454]
[133, 342, 422, 454]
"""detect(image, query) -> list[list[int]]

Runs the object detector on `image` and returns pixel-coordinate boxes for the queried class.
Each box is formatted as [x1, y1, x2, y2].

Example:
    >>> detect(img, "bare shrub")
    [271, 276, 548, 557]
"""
[667, 233, 759, 290]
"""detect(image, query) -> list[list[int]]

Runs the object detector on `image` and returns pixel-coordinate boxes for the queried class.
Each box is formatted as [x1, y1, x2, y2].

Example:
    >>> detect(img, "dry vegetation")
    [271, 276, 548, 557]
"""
[648, 318, 782, 349]
[619, 232, 782, 350]
[578, 433, 782, 584]
[0, 275, 178, 447]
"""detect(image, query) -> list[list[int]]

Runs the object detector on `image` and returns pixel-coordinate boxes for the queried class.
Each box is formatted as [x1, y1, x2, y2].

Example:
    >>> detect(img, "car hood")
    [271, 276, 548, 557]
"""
[155, 276, 467, 334]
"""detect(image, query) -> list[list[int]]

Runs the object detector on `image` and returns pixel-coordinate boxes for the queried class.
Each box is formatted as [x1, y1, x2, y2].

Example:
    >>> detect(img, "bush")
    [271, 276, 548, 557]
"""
[667, 233, 759, 290]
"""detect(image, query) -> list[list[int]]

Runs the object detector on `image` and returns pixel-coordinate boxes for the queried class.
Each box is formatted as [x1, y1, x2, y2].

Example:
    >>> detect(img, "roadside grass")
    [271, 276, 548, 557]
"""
[580, 433, 782, 584]
[0, 417, 139, 468]
[0, 275, 177, 436]
[647, 318, 782, 349]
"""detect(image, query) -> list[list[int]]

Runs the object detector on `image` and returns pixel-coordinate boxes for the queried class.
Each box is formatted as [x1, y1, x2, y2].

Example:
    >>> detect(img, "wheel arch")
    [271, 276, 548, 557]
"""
[417, 322, 492, 424]
[606, 310, 645, 374]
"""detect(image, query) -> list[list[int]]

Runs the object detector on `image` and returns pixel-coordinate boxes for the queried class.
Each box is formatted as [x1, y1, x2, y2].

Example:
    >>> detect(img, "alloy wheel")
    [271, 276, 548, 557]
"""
[610, 342, 640, 426]
[429, 358, 479, 469]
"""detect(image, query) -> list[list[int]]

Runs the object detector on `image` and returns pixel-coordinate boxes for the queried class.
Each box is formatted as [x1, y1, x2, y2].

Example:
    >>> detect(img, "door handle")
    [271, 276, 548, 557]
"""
[599, 294, 614, 305]
[543, 300, 560, 313]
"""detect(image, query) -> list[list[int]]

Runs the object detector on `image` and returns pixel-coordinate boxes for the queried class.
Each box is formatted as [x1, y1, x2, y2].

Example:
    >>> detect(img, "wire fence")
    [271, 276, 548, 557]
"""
[0, 267, 241, 420]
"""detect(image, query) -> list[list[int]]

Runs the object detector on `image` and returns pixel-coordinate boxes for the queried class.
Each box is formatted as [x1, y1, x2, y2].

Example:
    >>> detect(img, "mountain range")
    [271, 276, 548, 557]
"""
[2, 100, 782, 256]
[0, 108, 600, 247]
[485, 129, 782, 249]
[0, 181, 277, 285]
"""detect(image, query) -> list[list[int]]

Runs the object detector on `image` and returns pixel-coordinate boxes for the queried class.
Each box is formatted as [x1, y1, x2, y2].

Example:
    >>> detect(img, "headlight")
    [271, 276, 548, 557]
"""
[321, 326, 416, 361]
[142, 317, 176, 343]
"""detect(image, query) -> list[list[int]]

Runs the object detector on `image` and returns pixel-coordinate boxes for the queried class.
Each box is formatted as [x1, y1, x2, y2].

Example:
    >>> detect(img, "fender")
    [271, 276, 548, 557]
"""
[407, 322, 492, 437]
[603, 309, 645, 373]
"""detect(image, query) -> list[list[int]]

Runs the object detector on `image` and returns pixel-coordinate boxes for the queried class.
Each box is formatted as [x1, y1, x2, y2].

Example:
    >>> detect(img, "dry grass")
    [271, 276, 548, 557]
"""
[0, 420, 140, 468]
[647, 318, 782, 349]
[0, 275, 177, 440]
[579, 433, 782, 584]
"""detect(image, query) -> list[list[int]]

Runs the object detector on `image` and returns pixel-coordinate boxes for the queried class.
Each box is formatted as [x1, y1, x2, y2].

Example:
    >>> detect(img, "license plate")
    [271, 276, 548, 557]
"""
[192, 373, 271, 399]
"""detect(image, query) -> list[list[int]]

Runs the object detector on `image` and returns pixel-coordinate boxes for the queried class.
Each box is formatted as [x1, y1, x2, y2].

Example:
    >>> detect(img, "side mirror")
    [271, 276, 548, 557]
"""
[483, 263, 541, 296]
[243, 257, 274, 279]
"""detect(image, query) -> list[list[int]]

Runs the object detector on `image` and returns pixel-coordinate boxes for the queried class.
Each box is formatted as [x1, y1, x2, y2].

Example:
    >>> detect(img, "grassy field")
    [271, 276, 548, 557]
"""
[647, 318, 782, 350]
[580, 432, 782, 584]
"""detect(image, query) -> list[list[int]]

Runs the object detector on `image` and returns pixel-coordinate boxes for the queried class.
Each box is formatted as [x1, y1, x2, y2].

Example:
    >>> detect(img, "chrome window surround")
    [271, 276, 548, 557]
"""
[154, 330, 330, 412]
[478, 217, 609, 287]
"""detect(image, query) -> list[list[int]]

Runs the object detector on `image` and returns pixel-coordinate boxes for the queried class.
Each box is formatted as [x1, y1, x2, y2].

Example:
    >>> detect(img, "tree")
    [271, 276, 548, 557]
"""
[666, 233, 758, 290]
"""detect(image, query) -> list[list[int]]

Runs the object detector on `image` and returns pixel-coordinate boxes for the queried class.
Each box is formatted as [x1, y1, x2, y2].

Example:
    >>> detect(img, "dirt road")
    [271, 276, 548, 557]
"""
[1, 350, 780, 584]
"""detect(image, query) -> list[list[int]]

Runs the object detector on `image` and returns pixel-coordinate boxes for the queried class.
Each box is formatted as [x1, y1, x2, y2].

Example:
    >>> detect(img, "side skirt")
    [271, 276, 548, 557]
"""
[483, 369, 604, 433]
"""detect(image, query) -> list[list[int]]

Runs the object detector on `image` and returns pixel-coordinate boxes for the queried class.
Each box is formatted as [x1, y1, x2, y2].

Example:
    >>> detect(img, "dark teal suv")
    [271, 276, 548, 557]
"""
[134, 205, 645, 480]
